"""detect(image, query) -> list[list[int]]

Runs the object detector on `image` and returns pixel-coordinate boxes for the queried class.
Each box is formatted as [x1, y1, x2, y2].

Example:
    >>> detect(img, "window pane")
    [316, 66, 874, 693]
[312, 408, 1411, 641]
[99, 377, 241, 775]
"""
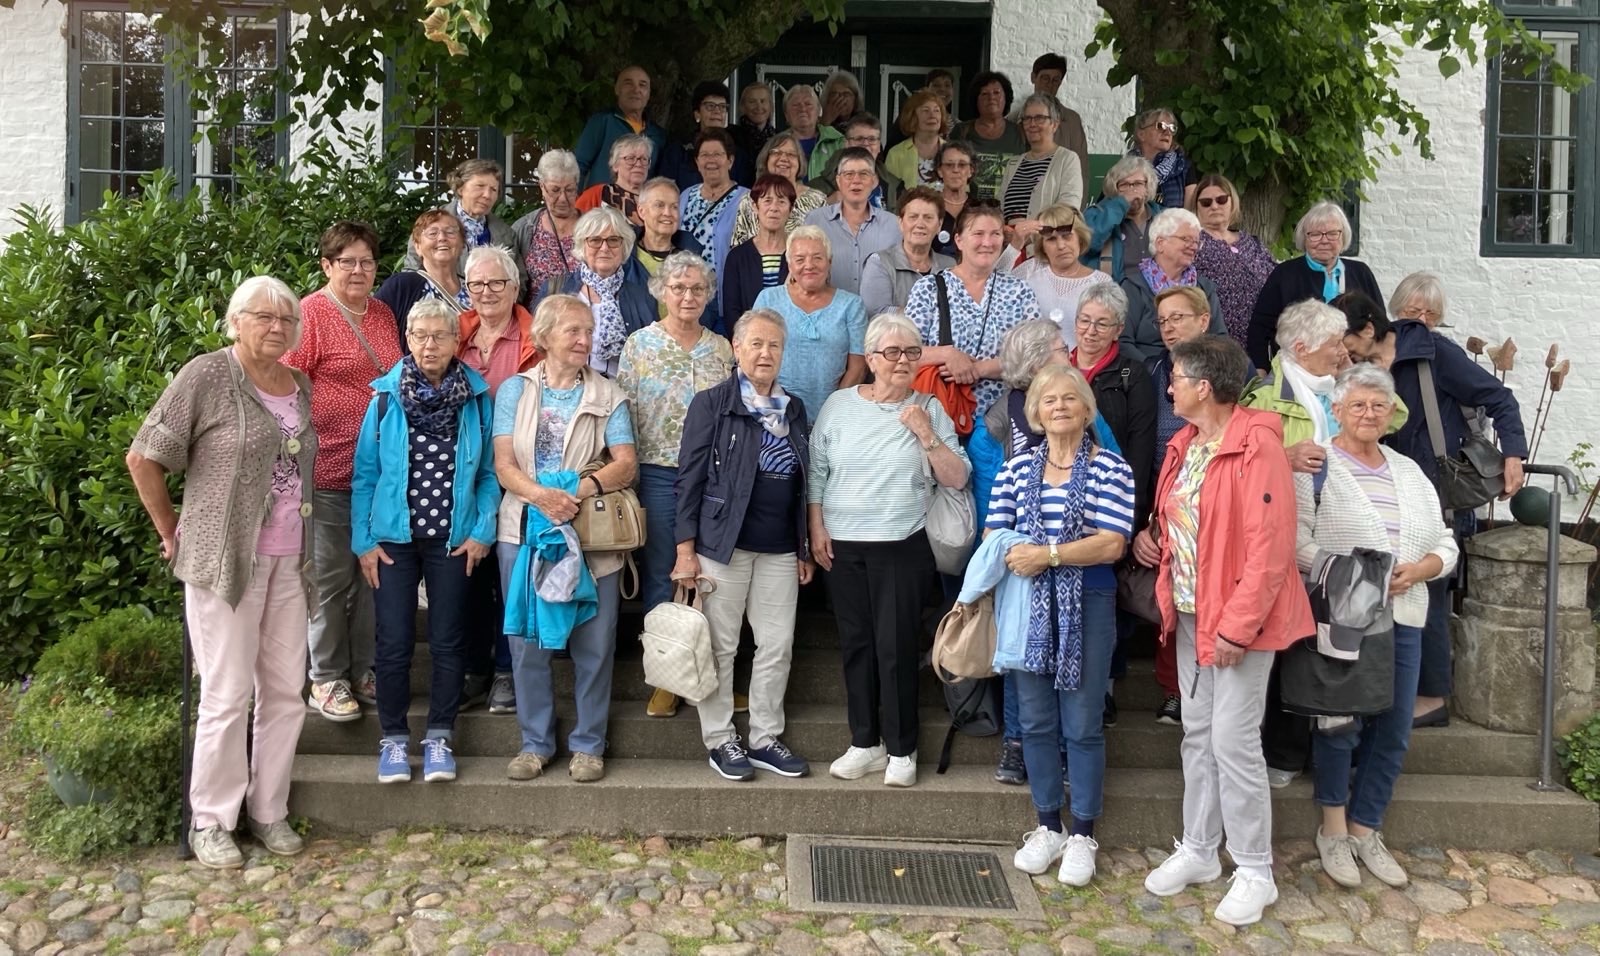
[125, 120, 164, 171]
[1495, 193, 1537, 244]
[80, 64, 120, 116]
[125, 66, 164, 119]
[1540, 194, 1577, 244]
[1541, 138, 1578, 191]
[238, 70, 277, 121]
[235, 22, 277, 69]
[123, 14, 162, 64]
[80, 12, 120, 62]
[79, 119, 118, 170]
[1541, 86, 1580, 136]
[1497, 138, 1537, 189]
[1499, 83, 1538, 136]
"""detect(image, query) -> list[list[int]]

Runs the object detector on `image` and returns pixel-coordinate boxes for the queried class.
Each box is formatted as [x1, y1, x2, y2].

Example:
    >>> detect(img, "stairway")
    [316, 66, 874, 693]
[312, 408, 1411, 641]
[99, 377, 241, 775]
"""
[290, 605, 1598, 851]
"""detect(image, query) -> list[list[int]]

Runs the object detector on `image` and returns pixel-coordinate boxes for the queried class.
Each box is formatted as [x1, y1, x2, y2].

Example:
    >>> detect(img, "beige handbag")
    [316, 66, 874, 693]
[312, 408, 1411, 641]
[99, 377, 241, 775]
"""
[930, 593, 998, 683]
[640, 581, 718, 702]
[570, 457, 646, 552]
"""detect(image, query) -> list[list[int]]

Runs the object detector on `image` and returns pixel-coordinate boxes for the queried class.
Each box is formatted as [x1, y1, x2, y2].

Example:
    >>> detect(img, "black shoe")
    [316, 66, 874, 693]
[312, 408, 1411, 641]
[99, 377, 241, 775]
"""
[1155, 694, 1182, 726]
[1103, 692, 1119, 728]
[748, 738, 810, 777]
[708, 738, 755, 781]
[994, 739, 1026, 785]
[1413, 705, 1450, 728]
[459, 672, 491, 711]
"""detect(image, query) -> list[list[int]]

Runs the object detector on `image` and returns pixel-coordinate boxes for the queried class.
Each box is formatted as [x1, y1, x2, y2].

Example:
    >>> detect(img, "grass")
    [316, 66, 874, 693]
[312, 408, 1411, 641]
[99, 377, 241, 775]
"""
[679, 835, 770, 875]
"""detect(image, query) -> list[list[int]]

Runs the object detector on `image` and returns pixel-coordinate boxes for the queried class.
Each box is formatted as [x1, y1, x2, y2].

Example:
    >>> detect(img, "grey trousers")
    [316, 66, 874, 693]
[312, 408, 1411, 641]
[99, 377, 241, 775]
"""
[1176, 612, 1275, 868]
[696, 549, 799, 751]
[306, 489, 375, 684]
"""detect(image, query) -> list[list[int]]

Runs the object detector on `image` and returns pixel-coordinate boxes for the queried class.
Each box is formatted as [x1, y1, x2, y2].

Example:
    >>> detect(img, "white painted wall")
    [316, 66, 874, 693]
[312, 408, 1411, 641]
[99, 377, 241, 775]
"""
[989, 0, 1133, 160]
[286, 14, 385, 175]
[0, 1, 68, 240]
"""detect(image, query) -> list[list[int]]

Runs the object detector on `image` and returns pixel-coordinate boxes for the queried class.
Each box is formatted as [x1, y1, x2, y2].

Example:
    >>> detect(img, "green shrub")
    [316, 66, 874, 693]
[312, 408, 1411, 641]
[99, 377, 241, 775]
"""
[29, 606, 183, 697]
[1558, 710, 1600, 803]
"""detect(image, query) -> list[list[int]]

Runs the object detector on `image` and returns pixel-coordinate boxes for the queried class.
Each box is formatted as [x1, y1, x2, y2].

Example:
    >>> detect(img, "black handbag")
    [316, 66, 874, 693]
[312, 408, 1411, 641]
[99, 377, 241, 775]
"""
[1279, 630, 1395, 718]
[1416, 361, 1504, 511]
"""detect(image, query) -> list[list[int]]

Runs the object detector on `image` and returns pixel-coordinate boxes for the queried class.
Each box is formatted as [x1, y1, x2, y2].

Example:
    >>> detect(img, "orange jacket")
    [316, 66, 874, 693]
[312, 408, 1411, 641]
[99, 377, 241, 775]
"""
[457, 304, 542, 378]
[1153, 406, 1313, 667]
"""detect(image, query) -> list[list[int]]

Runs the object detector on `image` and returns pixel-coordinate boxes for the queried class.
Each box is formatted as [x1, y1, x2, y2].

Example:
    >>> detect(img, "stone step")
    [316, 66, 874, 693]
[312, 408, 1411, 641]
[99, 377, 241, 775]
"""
[298, 699, 1544, 778]
[288, 756, 1597, 852]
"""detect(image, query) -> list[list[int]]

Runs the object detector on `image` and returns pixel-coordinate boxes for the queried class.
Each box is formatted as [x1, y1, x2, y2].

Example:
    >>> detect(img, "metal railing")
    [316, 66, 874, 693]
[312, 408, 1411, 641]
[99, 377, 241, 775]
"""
[1522, 462, 1580, 793]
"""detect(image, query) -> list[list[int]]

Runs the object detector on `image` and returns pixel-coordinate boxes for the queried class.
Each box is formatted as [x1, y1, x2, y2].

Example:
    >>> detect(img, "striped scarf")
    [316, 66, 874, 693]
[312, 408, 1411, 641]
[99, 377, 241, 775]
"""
[1021, 433, 1093, 691]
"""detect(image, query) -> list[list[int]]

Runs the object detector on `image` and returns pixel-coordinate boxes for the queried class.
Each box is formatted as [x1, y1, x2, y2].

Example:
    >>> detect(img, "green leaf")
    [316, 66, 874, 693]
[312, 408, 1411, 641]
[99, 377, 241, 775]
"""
[1439, 54, 1462, 78]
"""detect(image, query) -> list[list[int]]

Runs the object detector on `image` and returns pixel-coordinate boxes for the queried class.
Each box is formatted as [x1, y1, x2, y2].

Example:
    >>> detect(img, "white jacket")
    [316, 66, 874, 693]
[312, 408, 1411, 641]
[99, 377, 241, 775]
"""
[1294, 444, 1459, 628]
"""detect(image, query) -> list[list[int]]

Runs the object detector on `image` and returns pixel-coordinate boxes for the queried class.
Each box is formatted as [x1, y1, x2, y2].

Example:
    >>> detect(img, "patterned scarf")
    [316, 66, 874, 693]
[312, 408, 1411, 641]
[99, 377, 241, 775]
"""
[579, 262, 628, 363]
[398, 355, 472, 441]
[1304, 253, 1345, 302]
[1021, 432, 1094, 691]
[737, 117, 775, 154]
[455, 201, 488, 248]
[1139, 255, 1198, 295]
[738, 369, 791, 438]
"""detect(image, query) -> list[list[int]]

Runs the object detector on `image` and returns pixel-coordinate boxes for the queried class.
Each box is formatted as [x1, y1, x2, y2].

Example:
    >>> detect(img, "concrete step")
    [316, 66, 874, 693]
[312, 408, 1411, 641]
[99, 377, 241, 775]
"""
[298, 699, 1543, 778]
[288, 755, 1598, 852]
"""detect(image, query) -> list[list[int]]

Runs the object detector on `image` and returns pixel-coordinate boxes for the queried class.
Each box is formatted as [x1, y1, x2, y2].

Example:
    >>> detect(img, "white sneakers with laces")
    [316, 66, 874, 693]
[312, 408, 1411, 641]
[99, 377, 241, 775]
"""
[1214, 870, 1279, 926]
[1057, 834, 1098, 886]
[829, 744, 888, 780]
[1143, 840, 1223, 896]
[1013, 826, 1068, 875]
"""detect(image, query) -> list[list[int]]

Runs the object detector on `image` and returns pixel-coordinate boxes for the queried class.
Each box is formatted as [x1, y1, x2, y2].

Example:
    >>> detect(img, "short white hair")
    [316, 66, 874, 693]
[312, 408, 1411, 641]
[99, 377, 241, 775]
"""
[406, 297, 460, 335]
[1275, 299, 1348, 354]
[1101, 155, 1158, 202]
[571, 206, 636, 267]
[1388, 271, 1447, 324]
[732, 308, 786, 344]
[646, 251, 716, 299]
[536, 149, 579, 184]
[864, 310, 921, 354]
[608, 134, 654, 171]
[1149, 207, 1201, 244]
[1293, 201, 1353, 254]
[786, 224, 832, 263]
[1077, 283, 1129, 326]
[225, 276, 303, 349]
[999, 319, 1063, 388]
[465, 244, 522, 299]
[1332, 363, 1397, 404]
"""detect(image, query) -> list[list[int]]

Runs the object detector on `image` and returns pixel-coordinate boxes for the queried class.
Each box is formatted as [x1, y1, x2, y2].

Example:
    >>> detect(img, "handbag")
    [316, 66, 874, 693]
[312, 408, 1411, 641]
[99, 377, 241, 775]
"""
[919, 396, 978, 575]
[639, 581, 718, 703]
[924, 273, 979, 436]
[1115, 513, 1161, 623]
[1279, 630, 1395, 718]
[570, 457, 646, 552]
[930, 593, 997, 683]
[1416, 361, 1505, 511]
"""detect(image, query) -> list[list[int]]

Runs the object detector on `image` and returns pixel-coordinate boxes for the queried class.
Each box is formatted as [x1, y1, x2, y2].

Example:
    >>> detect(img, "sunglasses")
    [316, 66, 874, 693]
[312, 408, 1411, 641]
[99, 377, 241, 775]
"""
[1038, 223, 1078, 239]
[1197, 194, 1231, 208]
[1156, 121, 1177, 133]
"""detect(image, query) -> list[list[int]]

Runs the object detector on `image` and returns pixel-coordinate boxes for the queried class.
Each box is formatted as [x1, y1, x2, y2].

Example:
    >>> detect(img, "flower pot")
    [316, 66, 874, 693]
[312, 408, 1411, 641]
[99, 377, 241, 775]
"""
[42, 754, 110, 807]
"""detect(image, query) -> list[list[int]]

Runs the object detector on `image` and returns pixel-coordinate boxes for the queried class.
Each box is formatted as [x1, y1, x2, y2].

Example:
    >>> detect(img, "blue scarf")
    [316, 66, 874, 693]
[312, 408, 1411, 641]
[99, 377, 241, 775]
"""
[1020, 433, 1094, 691]
[397, 356, 472, 441]
[738, 370, 791, 438]
[1304, 253, 1344, 302]
[578, 262, 628, 363]
[455, 201, 488, 248]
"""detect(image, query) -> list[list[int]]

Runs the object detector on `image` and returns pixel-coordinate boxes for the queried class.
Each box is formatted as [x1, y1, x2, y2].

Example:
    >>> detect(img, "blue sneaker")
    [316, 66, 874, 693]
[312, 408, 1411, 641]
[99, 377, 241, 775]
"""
[708, 738, 755, 781]
[421, 737, 457, 782]
[377, 738, 411, 783]
[747, 738, 810, 778]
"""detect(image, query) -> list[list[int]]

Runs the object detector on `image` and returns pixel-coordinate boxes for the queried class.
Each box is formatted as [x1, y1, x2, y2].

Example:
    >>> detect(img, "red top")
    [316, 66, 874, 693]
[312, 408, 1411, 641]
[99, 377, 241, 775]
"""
[282, 291, 403, 490]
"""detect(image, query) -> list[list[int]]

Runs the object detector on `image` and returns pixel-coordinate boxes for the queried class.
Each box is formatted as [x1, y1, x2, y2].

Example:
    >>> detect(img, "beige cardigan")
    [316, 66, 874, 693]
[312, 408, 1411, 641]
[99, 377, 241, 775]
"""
[999, 146, 1085, 220]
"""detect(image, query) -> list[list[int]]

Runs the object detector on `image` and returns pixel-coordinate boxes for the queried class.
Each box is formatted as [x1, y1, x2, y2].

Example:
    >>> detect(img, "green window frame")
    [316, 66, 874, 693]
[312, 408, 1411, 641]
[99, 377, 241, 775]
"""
[382, 64, 543, 207]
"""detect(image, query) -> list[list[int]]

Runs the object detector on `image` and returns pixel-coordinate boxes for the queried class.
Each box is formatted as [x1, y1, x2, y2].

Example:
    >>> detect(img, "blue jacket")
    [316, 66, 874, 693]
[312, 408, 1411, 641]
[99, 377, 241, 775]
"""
[1384, 320, 1528, 482]
[504, 471, 598, 650]
[575, 110, 668, 191]
[350, 362, 500, 557]
[1080, 197, 1166, 279]
[955, 529, 1033, 673]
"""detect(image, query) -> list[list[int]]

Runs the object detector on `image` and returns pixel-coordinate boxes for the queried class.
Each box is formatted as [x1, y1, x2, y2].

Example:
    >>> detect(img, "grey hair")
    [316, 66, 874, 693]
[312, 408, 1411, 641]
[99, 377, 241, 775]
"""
[786, 224, 833, 263]
[406, 297, 460, 335]
[464, 244, 522, 299]
[1148, 207, 1201, 244]
[536, 149, 579, 184]
[225, 275, 303, 349]
[608, 133, 654, 170]
[1170, 336, 1250, 406]
[732, 308, 787, 344]
[785, 84, 819, 108]
[1293, 200, 1353, 254]
[639, 176, 680, 204]
[1388, 271, 1447, 325]
[1133, 107, 1176, 133]
[647, 250, 716, 299]
[448, 158, 502, 193]
[1077, 283, 1129, 326]
[1101, 155, 1159, 202]
[999, 319, 1065, 388]
[1020, 92, 1060, 122]
[822, 70, 864, 107]
[571, 206, 636, 267]
[864, 310, 922, 354]
[530, 293, 592, 349]
[1332, 363, 1398, 404]
[1275, 299, 1349, 355]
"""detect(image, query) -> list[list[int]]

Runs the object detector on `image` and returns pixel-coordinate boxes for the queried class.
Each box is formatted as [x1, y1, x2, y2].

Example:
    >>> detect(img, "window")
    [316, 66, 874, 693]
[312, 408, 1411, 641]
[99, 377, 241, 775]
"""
[384, 66, 544, 207]
[1482, 2, 1600, 256]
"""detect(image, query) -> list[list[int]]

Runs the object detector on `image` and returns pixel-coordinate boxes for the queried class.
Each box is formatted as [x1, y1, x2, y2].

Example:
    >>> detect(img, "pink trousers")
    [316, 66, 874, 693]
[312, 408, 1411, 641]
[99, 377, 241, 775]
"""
[185, 555, 308, 830]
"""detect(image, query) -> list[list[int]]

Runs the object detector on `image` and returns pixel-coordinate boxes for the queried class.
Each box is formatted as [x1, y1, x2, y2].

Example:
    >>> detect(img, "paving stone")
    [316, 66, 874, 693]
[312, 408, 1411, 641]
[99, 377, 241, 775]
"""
[1408, 880, 1471, 914]
[1095, 925, 1154, 948]
[1454, 902, 1540, 933]
[1572, 856, 1600, 881]
[1299, 922, 1356, 944]
[1359, 917, 1413, 954]
[1547, 902, 1600, 929]
[1538, 876, 1599, 902]
[1494, 930, 1559, 956]
[1487, 876, 1557, 907]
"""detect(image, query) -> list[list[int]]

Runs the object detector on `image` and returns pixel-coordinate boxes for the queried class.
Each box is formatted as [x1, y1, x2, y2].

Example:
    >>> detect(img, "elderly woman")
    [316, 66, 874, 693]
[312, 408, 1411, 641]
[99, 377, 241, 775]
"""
[730, 132, 830, 245]
[127, 276, 316, 868]
[352, 299, 499, 785]
[934, 141, 978, 257]
[820, 70, 866, 132]
[512, 149, 581, 309]
[906, 203, 1043, 424]
[405, 159, 523, 278]
[1247, 200, 1383, 369]
[810, 312, 971, 787]
[994, 365, 1136, 885]
[1128, 108, 1196, 210]
[1007, 203, 1111, 340]
[680, 130, 749, 284]
[951, 72, 1025, 201]
[377, 210, 469, 351]
[1070, 285, 1157, 520]
[284, 221, 403, 721]
[783, 85, 846, 183]
[1082, 156, 1162, 282]
[753, 226, 869, 417]
[493, 294, 636, 783]
[576, 134, 653, 226]
[732, 82, 776, 186]
[1000, 95, 1085, 249]
[542, 206, 656, 376]
[1189, 174, 1276, 349]
[672, 308, 815, 781]
[884, 90, 946, 187]
[631, 179, 704, 315]
[1133, 336, 1311, 927]
[722, 174, 795, 322]
[1296, 364, 1458, 890]
[617, 252, 736, 717]
[1118, 208, 1227, 361]
[860, 187, 955, 318]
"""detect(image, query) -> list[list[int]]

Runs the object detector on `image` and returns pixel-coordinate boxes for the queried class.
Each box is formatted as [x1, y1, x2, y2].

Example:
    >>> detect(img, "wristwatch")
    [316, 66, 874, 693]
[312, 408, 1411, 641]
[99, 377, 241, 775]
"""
[923, 436, 939, 451]
[1048, 542, 1060, 568]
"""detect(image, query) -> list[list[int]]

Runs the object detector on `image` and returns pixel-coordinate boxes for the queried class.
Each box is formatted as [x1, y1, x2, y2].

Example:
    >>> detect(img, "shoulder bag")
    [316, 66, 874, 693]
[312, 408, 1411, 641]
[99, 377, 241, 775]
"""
[919, 395, 978, 575]
[1115, 512, 1161, 624]
[1416, 360, 1504, 511]
[570, 455, 647, 553]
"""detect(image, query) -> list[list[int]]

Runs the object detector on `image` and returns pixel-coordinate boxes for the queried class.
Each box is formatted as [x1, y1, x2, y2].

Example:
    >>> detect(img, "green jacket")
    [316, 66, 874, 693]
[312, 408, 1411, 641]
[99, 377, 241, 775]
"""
[1242, 357, 1409, 447]
[805, 125, 847, 184]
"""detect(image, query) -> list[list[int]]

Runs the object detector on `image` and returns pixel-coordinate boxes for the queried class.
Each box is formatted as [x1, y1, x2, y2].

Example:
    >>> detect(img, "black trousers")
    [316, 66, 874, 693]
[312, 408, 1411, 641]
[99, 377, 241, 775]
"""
[1263, 651, 1312, 772]
[828, 531, 936, 757]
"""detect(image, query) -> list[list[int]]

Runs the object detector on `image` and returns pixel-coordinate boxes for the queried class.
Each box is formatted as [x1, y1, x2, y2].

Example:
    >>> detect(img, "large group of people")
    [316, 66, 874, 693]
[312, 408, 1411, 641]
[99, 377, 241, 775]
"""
[129, 58, 1529, 932]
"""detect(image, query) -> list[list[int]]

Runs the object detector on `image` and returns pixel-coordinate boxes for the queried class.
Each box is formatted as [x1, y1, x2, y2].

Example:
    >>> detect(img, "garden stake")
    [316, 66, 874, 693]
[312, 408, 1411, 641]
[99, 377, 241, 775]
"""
[179, 608, 193, 860]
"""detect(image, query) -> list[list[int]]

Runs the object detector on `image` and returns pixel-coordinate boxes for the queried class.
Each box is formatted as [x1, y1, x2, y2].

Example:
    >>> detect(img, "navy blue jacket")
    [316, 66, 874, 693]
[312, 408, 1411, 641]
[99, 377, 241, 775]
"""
[541, 272, 659, 342]
[1384, 320, 1528, 482]
[1247, 256, 1383, 369]
[721, 239, 789, 330]
[673, 375, 810, 565]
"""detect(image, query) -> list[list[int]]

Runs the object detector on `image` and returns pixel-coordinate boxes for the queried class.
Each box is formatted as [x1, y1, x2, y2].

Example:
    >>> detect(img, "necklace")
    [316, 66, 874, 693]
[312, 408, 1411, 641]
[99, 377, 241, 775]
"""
[323, 286, 369, 318]
[1047, 456, 1074, 469]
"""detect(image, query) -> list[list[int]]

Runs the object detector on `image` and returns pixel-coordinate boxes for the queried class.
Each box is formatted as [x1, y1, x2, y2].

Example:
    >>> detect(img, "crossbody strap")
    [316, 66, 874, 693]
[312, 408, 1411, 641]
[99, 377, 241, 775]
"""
[934, 273, 954, 347]
[328, 291, 391, 375]
[1415, 360, 1448, 460]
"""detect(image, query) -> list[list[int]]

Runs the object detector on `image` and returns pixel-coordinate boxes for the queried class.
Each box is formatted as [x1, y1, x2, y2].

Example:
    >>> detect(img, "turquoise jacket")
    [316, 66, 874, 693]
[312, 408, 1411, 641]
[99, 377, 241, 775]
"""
[504, 470, 598, 650]
[350, 362, 499, 557]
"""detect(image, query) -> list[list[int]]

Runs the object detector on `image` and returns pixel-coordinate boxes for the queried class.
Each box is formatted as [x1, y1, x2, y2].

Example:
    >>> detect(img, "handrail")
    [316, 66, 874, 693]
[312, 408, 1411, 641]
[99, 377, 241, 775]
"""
[1522, 463, 1578, 793]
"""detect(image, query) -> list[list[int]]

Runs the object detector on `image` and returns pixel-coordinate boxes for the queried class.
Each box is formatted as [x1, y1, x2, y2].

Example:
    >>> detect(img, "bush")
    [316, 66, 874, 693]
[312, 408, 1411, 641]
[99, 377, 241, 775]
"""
[0, 133, 437, 678]
[1558, 710, 1600, 803]
[29, 606, 184, 697]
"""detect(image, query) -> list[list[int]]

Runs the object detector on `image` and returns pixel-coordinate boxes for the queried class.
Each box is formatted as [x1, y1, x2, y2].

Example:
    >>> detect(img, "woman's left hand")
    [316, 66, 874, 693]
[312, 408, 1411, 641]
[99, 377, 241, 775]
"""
[798, 559, 816, 585]
[899, 405, 935, 446]
[451, 539, 490, 576]
[1009, 219, 1043, 247]
[1389, 560, 1432, 597]
[1501, 456, 1526, 497]
[1004, 543, 1051, 578]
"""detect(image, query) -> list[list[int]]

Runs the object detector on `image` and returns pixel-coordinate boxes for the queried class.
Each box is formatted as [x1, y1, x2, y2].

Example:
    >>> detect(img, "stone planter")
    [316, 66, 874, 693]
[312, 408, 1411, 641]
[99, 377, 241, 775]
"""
[42, 754, 109, 807]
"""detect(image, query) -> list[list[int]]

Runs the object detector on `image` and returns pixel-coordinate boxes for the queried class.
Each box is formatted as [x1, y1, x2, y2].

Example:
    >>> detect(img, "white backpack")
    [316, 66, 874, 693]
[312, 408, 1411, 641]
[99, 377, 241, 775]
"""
[640, 582, 718, 702]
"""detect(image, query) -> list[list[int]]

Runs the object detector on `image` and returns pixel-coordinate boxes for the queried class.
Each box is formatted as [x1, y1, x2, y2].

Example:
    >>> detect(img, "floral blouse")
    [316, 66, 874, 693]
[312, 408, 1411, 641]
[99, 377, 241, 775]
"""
[905, 270, 1041, 419]
[523, 210, 578, 305]
[1166, 437, 1221, 614]
[730, 187, 829, 246]
[615, 323, 734, 467]
[1193, 230, 1276, 348]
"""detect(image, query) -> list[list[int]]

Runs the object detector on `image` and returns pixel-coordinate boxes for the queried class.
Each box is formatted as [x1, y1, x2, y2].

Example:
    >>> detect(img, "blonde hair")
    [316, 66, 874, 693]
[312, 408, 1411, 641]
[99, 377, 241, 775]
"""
[1026, 203, 1090, 260]
[1023, 363, 1098, 437]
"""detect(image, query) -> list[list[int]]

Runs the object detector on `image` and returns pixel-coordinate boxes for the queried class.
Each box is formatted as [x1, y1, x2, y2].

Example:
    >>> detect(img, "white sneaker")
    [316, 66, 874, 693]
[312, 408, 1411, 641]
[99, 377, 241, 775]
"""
[1013, 826, 1068, 875]
[1266, 767, 1298, 789]
[1144, 840, 1223, 896]
[829, 744, 888, 780]
[1316, 827, 1361, 888]
[1057, 834, 1099, 886]
[1214, 870, 1279, 926]
[884, 752, 917, 788]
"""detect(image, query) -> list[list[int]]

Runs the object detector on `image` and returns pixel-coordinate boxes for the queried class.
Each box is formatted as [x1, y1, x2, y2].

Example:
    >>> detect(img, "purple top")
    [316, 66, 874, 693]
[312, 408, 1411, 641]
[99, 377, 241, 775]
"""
[1193, 230, 1276, 348]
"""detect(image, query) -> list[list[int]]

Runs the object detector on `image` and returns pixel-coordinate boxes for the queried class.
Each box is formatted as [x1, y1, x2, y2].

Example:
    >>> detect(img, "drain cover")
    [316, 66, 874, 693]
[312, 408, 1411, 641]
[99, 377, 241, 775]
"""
[786, 835, 1044, 919]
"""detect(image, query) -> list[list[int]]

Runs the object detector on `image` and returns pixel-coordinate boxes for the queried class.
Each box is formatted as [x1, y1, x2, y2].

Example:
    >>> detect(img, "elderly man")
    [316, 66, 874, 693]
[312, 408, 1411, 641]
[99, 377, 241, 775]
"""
[575, 66, 668, 190]
[783, 84, 845, 184]
[811, 112, 903, 209]
[1011, 53, 1090, 189]
[802, 147, 902, 296]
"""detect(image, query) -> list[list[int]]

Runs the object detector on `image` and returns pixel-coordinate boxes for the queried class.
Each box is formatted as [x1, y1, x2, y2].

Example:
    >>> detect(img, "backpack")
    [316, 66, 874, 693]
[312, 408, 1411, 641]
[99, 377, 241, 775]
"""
[936, 676, 1001, 775]
[930, 593, 1001, 774]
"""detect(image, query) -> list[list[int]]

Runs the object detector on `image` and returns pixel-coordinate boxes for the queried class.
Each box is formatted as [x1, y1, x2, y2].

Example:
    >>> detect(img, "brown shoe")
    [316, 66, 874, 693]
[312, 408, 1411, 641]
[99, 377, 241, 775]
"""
[507, 751, 547, 781]
[569, 752, 605, 782]
[646, 688, 680, 718]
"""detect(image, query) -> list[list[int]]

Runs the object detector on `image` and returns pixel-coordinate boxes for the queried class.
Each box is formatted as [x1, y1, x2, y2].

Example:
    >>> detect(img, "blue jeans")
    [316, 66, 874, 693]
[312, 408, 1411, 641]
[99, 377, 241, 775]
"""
[1003, 671, 1069, 753]
[636, 464, 679, 613]
[1312, 623, 1423, 830]
[498, 543, 621, 757]
[373, 539, 471, 741]
[1014, 588, 1116, 821]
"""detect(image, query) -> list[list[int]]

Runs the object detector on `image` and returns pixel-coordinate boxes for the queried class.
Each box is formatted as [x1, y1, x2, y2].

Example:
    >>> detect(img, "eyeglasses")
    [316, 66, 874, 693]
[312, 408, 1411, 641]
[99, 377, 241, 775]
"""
[1398, 307, 1441, 322]
[1156, 312, 1200, 328]
[699, 102, 729, 114]
[837, 169, 876, 180]
[1116, 178, 1148, 190]
[846, 135, 880, 146]
[419, 228, 461, 241]
[1038, 223, 1078, 239]
[1161, 234, 1201, 247]
[541, 183, 578, 198]
[1342, 400, 1394, 416]
[1171, 373, 1204, 383]
[665, 283, 710, 298]
[407, 330, 459, 345]
[584, 236, 625, 249]
[466, 278, 511, 294]
[1074, 317, 1120, 332]
[768, 150, 802, 162]
[618, 155, 650, 166]
[330, 257, 377, 272]
[1020, 114, 1054, 124]
[874, 346, 923, 362]
[1196, 194, 1230, 208]
[240, 311, 299, 329]
[939, 160, 972, 169]
[1305, 229, 1343, 242]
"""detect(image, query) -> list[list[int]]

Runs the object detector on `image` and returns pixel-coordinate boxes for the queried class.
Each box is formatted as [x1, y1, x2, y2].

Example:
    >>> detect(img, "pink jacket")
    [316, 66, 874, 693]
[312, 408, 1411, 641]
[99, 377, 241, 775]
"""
[1154, 406, 1314, 667]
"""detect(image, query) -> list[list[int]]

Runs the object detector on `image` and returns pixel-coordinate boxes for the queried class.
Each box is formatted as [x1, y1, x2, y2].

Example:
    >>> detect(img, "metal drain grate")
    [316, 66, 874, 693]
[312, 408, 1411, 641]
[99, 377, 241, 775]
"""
[810, 844, 1016, 911]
